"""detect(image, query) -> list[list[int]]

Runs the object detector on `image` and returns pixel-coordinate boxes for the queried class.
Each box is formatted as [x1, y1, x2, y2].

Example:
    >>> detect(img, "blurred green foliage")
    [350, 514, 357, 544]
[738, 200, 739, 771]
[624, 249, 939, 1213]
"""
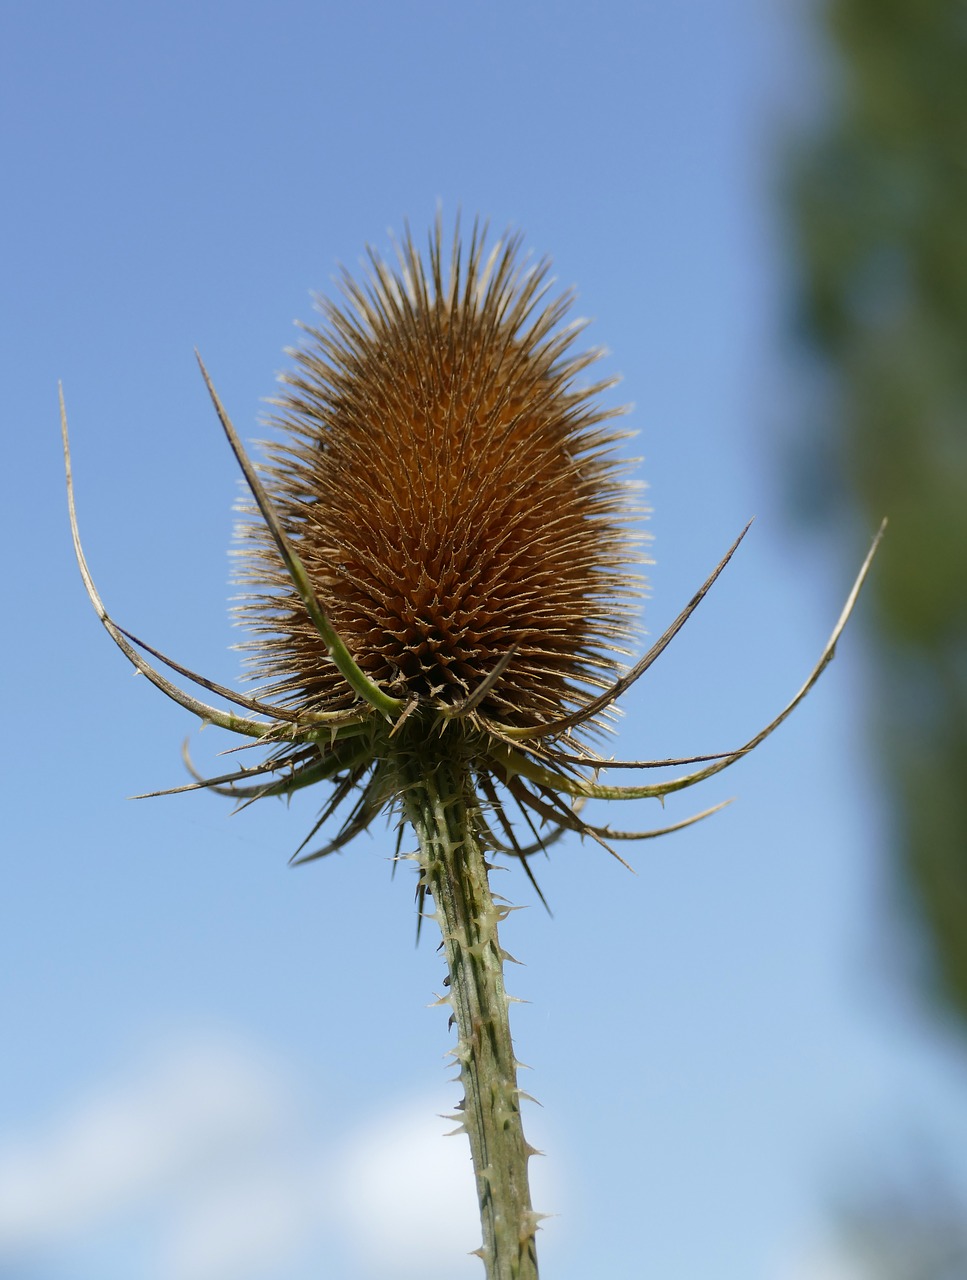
[787, 0, 967, 1029]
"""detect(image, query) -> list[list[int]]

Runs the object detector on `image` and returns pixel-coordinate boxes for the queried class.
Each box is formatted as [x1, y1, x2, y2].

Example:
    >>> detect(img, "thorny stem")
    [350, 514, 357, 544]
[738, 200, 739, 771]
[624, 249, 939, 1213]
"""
[402, 753, 541, 1280]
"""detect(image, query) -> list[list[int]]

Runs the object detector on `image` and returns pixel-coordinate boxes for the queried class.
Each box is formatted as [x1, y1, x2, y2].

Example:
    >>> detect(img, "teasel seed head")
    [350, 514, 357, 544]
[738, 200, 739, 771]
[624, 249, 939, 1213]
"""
[60, 216, 884, 870]
[234, 219, 642, 733]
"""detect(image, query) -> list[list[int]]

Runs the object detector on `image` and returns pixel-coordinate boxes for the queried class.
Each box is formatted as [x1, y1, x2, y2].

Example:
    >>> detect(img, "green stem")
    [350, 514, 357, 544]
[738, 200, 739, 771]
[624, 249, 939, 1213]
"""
[402, 755, 540, 1280]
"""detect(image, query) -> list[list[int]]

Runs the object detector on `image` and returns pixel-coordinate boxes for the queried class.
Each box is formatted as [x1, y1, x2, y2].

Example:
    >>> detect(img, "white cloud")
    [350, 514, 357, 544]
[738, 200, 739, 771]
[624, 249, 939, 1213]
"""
[327, 1100, 482, 1277]
[162, 1163, 314, 1280]
[776, 1241, 871, 1280]
[0, 1035, 559, 1280]
[0, 1037, 286, 1254]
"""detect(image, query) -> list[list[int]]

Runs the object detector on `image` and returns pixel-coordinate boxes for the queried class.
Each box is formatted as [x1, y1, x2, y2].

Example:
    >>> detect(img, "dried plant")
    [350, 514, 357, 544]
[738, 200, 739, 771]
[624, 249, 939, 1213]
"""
[61, 218, 884, 1280]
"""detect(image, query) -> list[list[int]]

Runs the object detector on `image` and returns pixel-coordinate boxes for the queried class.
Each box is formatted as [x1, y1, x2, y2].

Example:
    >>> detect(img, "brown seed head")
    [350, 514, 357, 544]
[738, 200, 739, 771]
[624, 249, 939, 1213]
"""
[236, 221, 643, 733]
[60, 218, 882, 868]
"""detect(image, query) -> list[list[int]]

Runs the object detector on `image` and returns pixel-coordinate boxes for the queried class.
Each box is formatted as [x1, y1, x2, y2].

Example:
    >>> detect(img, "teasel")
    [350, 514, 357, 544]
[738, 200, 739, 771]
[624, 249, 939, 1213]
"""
[61, 218, 884, 1280]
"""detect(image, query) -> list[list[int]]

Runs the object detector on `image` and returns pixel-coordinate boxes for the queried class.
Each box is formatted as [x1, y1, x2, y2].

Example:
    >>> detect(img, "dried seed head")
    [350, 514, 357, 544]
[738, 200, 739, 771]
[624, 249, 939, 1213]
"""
[61, 215, 882, 868]
[236, 221, 642, 732]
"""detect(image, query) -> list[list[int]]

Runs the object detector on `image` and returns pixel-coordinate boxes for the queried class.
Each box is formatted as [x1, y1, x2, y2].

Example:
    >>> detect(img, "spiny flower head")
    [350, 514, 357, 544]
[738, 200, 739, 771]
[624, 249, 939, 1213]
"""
[60, 218, 884, 874]
[236, 220, 640, 732]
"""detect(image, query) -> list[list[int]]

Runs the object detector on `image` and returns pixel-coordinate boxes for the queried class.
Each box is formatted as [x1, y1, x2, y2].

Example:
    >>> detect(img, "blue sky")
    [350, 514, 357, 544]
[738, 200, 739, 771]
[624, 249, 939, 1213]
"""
[3, 2, 966, 1278]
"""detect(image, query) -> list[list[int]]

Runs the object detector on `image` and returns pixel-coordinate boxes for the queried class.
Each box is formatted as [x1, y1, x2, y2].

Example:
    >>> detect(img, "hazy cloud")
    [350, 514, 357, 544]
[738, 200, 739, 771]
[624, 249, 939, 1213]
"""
[777, 1241, 870, 1280]
[0, 1034, 519, 1279]
[327, 1100, 482, 1276]
[0, 1038, 285, 1254]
